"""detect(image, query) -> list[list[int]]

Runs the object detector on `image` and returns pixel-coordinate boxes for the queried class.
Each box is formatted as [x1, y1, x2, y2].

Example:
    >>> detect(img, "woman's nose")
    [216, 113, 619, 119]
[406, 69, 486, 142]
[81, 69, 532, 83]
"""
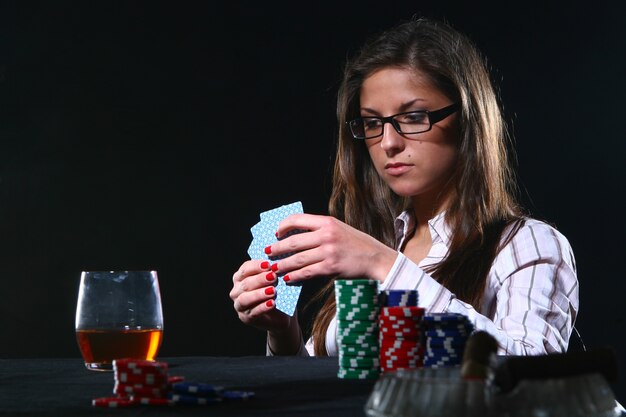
[379, 121, 405, 155]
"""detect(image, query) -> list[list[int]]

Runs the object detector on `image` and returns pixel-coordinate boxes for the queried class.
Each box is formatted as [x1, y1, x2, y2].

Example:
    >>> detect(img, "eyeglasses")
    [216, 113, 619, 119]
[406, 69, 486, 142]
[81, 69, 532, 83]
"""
[347, 103, 460, 140]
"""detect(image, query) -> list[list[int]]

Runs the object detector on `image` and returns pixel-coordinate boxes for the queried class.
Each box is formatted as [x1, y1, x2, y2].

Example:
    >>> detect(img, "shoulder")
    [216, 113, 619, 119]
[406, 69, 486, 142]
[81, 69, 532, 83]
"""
[499, 217, 576, 268]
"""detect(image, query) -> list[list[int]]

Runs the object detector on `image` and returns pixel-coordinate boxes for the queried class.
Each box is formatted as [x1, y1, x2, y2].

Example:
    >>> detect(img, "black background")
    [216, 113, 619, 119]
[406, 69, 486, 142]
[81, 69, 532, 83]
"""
[1, 0, 625, 402]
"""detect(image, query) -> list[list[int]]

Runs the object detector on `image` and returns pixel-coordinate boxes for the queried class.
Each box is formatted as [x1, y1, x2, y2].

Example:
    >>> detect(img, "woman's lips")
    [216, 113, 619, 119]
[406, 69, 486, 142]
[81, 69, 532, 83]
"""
[385, 162, 413, 176]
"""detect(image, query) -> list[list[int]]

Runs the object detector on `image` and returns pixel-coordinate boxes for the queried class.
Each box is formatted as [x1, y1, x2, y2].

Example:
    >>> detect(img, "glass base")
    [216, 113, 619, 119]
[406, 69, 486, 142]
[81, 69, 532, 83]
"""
[84, 362, 113, 371]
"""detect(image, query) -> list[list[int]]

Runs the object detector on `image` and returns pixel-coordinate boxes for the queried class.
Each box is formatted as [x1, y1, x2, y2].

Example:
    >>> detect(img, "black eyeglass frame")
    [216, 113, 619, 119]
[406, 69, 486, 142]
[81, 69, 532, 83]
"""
[347, 103, 461, 140]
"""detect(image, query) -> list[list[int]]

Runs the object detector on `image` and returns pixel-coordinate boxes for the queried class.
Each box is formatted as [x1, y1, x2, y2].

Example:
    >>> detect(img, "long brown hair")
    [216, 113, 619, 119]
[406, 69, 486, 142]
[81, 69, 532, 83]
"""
[310, 17, 524, 355]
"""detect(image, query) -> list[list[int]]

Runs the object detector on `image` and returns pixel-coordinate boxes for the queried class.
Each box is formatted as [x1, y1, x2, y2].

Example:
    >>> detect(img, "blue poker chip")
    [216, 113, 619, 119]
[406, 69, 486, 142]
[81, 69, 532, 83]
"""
[424, 353, 462, 361]
[222, 390, 256, 401]
[171, 382, 223, 396]
[167, 393, 222, 405]
[423, 361, 460, 368]
[423, 356, 461, 364]
[423, 313, 472, 325]
[424, 321, 473, 328]
[426, 336, 468, 346]
[425, 329, 472, 338]
[382, 290, 419, 307]
[425, 350, 463, 359]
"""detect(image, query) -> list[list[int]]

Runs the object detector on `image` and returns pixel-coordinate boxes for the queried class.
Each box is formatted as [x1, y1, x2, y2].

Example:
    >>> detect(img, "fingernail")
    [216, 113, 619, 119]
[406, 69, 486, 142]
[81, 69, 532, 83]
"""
[266, 300, 274, 308]
[264, 245, 272, 255]
[275, 232, 279, 238]
[264, 287, 275, 295]
[283, 275, 290, 282]
[260, 261, 270, 269]
[271, 263, 279, 272]
[265, 272, 275, 281]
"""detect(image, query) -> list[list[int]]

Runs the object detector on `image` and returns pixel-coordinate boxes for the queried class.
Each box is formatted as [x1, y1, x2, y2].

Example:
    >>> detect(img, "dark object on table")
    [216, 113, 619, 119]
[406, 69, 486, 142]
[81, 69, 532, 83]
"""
[490, 346, 618, 394]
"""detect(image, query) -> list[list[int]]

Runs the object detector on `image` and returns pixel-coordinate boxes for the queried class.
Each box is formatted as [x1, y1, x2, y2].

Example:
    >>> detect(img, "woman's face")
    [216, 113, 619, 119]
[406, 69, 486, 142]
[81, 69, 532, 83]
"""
[361, 67, 460, 201]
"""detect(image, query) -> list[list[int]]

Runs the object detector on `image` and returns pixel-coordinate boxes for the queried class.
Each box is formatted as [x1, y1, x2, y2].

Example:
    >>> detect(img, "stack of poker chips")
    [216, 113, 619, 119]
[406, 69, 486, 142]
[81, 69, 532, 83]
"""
[335, 279, 381, 380]
[422, 312, 475, 368]
[92, 359, 254, 408]
[102, 358, 173, 407]
[379, 306, 425, 372]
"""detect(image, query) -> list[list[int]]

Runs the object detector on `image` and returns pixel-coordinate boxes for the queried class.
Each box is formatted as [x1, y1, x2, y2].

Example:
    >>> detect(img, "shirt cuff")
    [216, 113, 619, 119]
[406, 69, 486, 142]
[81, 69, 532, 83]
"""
[380, 252, 453, 311]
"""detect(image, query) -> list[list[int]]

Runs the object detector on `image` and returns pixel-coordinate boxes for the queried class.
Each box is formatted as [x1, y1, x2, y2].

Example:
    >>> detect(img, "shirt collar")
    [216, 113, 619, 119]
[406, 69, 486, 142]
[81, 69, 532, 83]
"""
[394, 209, 452, 249]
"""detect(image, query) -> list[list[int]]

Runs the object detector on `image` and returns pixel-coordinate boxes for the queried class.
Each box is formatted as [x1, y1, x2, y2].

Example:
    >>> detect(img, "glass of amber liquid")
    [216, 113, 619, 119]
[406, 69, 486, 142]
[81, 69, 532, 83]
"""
[75, 271, 164, 371]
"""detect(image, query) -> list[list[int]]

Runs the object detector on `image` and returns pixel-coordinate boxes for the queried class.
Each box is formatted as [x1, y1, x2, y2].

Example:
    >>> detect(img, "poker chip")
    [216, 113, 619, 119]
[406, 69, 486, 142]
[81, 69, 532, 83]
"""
[171, 382, 223, 396]
[113, 358, 168, 371]
[380, 289, 419, 307]
[222, 390, 256, 401]
[92, 396, 136, 408]
[133, 396, 174, 406]
[422, 312, 473, 368]
[423, 312, 471, 323]
[337, 367, 381, 380]
[335, 279, 380, 380]
[92, 358, 255, 408]
[113, 383, 167, 398]
[379, 305, 425, 373]
[168, 393, 223, 405]
[381, 306, 425, 318]
[116, 371, 169, 385]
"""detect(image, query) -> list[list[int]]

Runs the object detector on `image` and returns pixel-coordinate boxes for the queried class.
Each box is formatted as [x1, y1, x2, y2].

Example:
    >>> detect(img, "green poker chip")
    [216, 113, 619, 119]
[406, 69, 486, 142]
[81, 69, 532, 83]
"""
[339, 356, 380, 369]
[340, 344, 379, 356]
[337, 367, 381, 380]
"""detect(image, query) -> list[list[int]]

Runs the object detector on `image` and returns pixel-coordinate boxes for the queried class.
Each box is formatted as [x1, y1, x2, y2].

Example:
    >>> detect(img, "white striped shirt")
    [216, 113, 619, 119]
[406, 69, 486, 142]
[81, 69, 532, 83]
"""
[305, 210, 579, 356]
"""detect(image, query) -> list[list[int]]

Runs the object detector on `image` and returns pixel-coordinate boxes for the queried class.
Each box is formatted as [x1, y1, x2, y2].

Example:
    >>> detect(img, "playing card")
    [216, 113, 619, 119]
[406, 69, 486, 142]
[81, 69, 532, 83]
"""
[247, 201, 305, 316]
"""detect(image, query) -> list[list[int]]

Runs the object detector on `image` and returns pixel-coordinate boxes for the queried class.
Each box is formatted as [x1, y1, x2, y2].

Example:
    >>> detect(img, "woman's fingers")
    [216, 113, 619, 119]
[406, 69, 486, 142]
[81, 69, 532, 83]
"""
[233, 285, 276, 314]
[229, 260, 275, 301]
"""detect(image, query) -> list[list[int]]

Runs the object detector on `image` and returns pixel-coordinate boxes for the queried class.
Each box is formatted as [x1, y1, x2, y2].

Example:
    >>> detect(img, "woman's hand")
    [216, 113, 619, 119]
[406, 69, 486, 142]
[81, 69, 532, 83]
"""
[265, 214, 398, 284]
[230, 259, 293, 333]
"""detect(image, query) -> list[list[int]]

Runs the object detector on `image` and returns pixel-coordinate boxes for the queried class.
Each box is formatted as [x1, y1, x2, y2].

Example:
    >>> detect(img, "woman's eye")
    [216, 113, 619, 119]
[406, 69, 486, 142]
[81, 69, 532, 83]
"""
[363, 118, 382, 130]
[399, 112, 428, 124]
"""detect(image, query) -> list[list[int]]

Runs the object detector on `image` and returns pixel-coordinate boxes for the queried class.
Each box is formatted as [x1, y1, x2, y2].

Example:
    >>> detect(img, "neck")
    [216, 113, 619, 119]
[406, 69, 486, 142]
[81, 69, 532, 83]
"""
[410, 185, 454, 228]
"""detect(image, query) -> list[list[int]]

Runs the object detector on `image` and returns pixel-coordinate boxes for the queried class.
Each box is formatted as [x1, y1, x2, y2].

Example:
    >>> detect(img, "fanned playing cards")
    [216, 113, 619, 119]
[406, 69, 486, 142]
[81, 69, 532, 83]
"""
[247, 201, 305, 316]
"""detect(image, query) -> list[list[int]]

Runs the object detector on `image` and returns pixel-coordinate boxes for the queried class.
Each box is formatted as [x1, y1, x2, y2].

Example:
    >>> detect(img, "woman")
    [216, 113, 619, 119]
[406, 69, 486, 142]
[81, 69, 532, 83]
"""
[230, 17, 578, 357]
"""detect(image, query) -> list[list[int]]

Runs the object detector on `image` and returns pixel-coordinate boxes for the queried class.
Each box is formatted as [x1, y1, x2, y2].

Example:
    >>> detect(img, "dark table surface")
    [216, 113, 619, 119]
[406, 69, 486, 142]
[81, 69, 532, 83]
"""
[2, 356, 624, 417]
[0, 356, 377, 416]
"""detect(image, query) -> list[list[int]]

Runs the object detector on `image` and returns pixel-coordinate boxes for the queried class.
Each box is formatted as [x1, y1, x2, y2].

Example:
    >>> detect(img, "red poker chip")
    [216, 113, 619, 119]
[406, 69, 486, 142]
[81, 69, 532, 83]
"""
[168, 375, 186, 384]
[115, 372, 169, 385]
[381, 357, 422, 363]
[380, 330, 420, 337]
[113, 358, 168, 370]
[383, 358, 422, 365]
[381, 306, 425, 317]
[114, 383, 167, 398]
[380, 316, 423, 323]
[381, 352, 422, 360]
[379, 319, 421, 326]
[92, 396, 137, 408]
[380, 324, 420, 333]
[380, 339, 421, 348]
[113, 365, 167, 375]
[381, 354, 423, 362]
[380, 340, 421, 349]
[132, 396, 174, 406]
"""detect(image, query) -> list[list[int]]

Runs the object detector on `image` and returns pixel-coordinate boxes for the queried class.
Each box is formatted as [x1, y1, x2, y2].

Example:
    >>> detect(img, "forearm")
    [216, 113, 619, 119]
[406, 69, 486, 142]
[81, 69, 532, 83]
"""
[266, 315, 307, 356]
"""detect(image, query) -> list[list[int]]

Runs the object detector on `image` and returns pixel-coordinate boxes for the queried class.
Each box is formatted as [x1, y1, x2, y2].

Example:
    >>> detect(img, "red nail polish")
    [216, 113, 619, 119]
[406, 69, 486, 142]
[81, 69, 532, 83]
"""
[266, 300, 274, 308]
[265, 272, 275, 281]
[264, 245, 272, 255]
[275, 232, 279, 238]
[283, 275, 290, 282]
[264, 287, 275, 295]
[260, 261, 269, 269]
[271, 263, 279, 272]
